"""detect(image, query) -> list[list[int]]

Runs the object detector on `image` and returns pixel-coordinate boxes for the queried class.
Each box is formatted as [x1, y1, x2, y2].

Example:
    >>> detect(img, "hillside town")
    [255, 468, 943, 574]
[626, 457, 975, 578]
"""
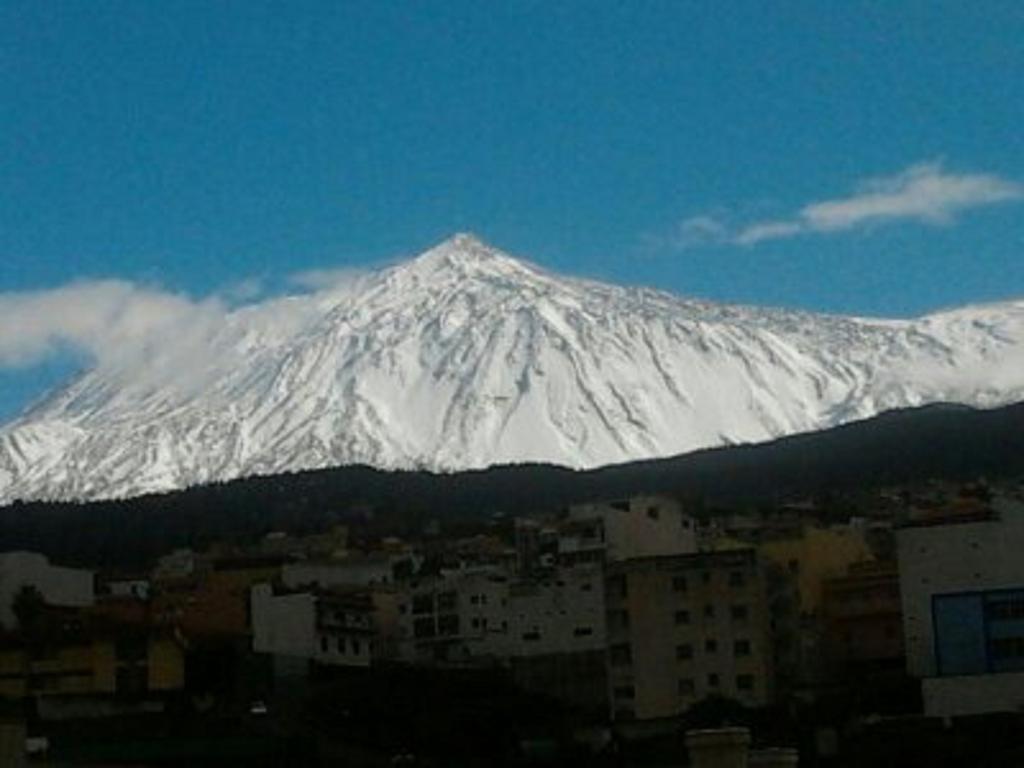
[0, 478, 1021, 765]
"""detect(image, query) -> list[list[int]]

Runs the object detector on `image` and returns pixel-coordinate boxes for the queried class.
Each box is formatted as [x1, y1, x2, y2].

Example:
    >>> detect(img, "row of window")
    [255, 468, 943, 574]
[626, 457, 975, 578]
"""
[674, 604, 749, 624]
[676, 639, 752, 659]
[607, 604, 749, 632]
[319, 635, 364, 656]
[680, 673, 755, 694]
[672, 571, 747, 592]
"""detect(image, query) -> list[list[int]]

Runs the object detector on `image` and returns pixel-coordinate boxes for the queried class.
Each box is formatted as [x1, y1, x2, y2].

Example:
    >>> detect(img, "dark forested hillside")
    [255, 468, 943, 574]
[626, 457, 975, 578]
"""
[2, 401, 1022, 569]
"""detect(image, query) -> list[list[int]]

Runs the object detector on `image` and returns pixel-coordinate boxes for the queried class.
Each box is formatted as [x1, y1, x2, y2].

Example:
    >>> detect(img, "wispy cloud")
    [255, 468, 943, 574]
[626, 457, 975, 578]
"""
[675, 161, 1024, 248]
[288, 266, 373, 291]
[0, 281, 224, 370]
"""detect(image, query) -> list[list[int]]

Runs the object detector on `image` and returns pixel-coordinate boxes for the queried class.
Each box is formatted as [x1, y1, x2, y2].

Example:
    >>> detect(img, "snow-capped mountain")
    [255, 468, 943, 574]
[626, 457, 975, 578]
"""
[1, 233, 1023, 503]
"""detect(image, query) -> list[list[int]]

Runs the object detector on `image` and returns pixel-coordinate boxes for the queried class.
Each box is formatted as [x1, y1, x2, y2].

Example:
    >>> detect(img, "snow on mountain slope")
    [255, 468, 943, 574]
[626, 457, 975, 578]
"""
[1, 233, 1022, 503]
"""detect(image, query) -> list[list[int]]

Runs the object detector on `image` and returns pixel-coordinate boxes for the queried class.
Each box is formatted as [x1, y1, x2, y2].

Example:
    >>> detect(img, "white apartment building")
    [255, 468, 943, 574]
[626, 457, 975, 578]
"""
[568, 495, 697, 562]
[897, 495, 1024, 717]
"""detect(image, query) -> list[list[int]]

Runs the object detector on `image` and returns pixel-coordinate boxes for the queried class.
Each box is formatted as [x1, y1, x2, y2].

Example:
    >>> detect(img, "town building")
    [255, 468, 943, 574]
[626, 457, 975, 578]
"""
[821, 560, 903, 678]
[568, 495, 698, 562]
[759, 525, 874, 692]
[604, 548, 773, 721]
[0, 605, 185, 716]
[251, 582, 398, 670]
[396, 566, 512, 664]
[897, 495, 1024, 717]
[0, 552, 95, 629]
[282, 551, 419, 590]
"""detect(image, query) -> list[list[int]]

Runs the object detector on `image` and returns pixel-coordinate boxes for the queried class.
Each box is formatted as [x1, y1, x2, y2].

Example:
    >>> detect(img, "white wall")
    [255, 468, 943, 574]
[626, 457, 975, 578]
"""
[251, 584, 317, 659]
[569, 496, 697, 562]
[897, 501, 1024, 678]
[0, 552, 94, 628]
[923, 672, 1024, 718]
[507, 564, 607, 657]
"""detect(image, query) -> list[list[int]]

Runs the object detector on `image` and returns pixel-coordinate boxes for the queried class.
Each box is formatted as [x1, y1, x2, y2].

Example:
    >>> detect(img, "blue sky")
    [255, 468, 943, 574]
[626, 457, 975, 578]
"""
[2, 1, 1023, 420]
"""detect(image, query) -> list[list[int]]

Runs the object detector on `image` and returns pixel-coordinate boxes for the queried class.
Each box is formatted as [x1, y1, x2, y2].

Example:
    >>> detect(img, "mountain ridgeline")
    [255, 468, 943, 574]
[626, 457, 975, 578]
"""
[2, 401, 1022, 569]
[1, 234, 1023, 504]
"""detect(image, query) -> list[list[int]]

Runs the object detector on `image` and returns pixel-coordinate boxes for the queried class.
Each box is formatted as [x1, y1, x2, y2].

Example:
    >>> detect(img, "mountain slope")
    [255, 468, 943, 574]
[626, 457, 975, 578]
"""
[1, 233, 1023, 502]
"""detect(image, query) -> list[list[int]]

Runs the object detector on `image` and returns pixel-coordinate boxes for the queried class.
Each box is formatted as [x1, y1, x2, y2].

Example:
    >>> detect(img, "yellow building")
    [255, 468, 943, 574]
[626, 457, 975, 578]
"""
[760, 525, 873, 617]
[605, 548, 773, 721]
[0, 623, 184, 700]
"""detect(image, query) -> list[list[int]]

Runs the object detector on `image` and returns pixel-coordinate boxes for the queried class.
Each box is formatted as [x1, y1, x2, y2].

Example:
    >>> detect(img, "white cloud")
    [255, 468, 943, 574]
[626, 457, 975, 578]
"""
[0, 281, 225, 370]
[675, 161, 1024, 248]
[672, 214, 729, 248]
[288, 266, 374, 291]
[733, 220, 802, 246]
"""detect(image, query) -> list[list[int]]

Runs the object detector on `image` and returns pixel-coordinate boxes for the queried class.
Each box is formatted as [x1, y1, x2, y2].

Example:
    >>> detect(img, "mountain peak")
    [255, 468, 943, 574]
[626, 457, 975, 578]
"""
[406, 233, 534, 278]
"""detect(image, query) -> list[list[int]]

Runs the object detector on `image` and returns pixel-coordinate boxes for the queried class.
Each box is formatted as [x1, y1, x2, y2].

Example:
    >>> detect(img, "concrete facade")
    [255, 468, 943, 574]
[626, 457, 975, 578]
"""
[605, 548, 773, 721]
[569, 495, 697, 563]
[897, 497, 1024, 716]
[0, 552, 94, 629]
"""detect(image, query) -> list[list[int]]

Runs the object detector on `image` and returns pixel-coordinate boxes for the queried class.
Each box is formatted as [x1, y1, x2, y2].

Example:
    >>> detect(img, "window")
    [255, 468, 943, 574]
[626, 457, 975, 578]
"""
[413, 617, 436, 639]
[704, 604, 715, 619]
[990, 637, 1024, 660]
[523, 630, 541, 641]
[708, 673, 720, 688]
[678, 678, 695, 696]
[676, 643, 693, 660]
[352, 639, 361, 655]
[729, 571, 746, 587]
[412, 594, 433, 615]
[438, 614, 459, 635]
[702, 571, 712, 585]
[674, 609, 690, 625]
[736, 674, 754, 691]
[647, 506, 660, 520]
[787, 559, 800, 574]
[437, 591, 458, 612]
[705, 639, 718, 654]
[471, 617, 480, 629]
[610, 643, 633, 666]
[336, 637, 346, 654]
[988, 598, 1024, 621]
[613, 685, 636, 700]
[470, 595, 479, 605]
[731, 604, 749, 621]
[320, 636, 329, 652]
[573, 626, 594, 637]
[673, 575, 688, 593]
[734, 639, 751, 657]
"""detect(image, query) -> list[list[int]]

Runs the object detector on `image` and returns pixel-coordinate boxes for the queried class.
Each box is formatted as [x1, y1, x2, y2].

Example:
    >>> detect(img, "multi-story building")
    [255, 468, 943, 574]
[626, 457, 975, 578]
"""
[0, 606, 185, 710]
[897, 496, 1024, 717]
[0, 552, 95, 629]
[282, 551, 420, 591]
[760, 525, 875, 692]
[604, 548, 773, 721]
[505, 562, 608, 713]
[396, 566, 512, 664]
[251, 582, 398, 669]
[821, 560, 903, 678]
[568, 495, 698, 562]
